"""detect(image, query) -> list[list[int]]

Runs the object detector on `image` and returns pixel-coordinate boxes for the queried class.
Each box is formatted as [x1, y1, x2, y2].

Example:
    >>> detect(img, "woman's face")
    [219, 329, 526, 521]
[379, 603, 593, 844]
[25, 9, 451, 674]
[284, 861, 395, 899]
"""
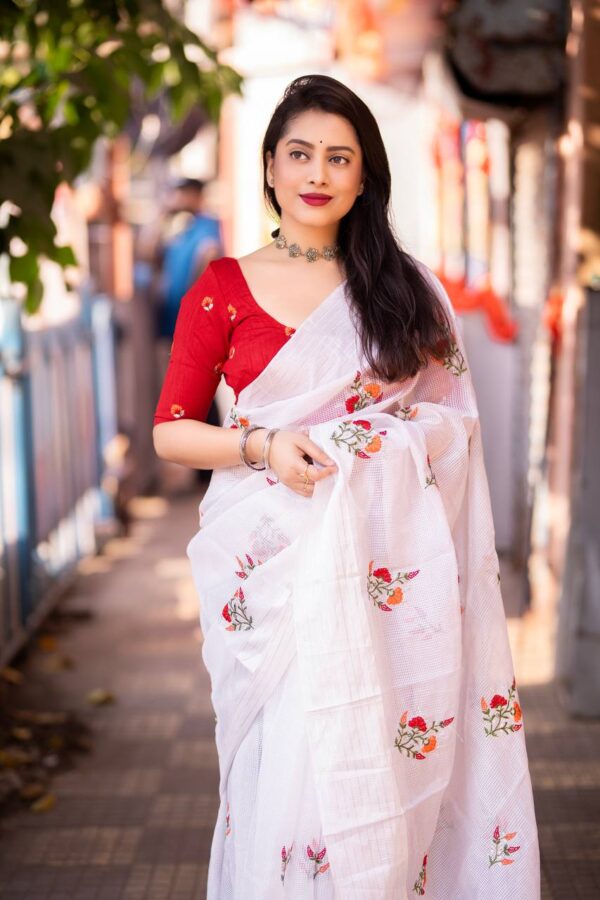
[266, 109, 364, 230]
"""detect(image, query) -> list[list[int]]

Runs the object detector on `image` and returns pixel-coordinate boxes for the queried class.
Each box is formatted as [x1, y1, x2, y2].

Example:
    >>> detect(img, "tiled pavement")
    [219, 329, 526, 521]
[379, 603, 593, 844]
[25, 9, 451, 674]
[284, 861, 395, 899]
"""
[0, 490, 599, 899]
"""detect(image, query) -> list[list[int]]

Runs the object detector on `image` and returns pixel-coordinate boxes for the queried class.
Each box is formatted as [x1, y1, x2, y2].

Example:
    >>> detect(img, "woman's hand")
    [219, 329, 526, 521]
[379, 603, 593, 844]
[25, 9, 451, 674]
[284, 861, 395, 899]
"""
[246, 428, 337, 497]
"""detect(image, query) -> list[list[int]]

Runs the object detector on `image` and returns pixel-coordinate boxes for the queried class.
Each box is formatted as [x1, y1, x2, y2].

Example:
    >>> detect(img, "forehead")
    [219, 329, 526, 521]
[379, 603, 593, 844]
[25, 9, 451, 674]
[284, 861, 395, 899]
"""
[280, 109, 360, 147]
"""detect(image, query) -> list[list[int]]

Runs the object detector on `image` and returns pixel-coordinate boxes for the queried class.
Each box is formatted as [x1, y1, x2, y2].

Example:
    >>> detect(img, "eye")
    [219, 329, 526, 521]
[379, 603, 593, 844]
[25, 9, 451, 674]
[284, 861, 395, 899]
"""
[289, 150, 307, 160]
[330, 155, 349, 165]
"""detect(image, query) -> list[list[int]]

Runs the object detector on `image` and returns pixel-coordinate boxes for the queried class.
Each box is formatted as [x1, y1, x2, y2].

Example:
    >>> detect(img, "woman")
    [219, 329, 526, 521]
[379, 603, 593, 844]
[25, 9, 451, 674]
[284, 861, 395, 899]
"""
[153, 74, 540, 899]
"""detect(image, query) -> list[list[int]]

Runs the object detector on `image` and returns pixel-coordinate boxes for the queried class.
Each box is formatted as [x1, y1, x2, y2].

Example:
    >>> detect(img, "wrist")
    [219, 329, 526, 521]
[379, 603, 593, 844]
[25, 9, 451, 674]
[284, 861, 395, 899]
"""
[244, 427, 267, 464]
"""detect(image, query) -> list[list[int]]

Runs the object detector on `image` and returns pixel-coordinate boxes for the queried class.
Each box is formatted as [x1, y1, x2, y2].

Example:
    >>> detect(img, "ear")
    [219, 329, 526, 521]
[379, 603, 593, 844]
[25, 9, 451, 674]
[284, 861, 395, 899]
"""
[265, 150, 274, 187]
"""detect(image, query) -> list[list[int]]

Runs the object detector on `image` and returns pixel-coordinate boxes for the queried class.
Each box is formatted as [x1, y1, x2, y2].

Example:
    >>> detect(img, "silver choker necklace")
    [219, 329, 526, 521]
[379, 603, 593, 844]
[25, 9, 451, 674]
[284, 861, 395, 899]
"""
[274, 232, 339, 262]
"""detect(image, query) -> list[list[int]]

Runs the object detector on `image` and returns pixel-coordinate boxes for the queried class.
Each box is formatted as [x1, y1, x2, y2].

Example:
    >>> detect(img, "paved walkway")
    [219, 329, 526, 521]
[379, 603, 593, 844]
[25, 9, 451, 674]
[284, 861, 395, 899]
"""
[0, 490, 599, 899]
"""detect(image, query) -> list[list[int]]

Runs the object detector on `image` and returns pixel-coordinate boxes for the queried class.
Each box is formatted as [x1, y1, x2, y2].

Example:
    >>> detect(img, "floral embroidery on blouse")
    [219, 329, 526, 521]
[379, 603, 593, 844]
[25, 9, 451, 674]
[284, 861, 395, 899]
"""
[306, 843, 330, 878]
[396, 404, 418, 420]
[227, 303, 237, 321]
[345, 369, 383, 413]
[394, 710, 455, 759]
[281, 843, 294, 884]
[201, 295, 214, 311]
[367, 561, 420, 611]
[284, 325, 296, 337]
[330, 419, 386, 458]
[214, 360, 224, 375]
[413, 853, 428, 894]
[170, 403, 185, 419]
[481, 677, 522, 736]
[229, 345, 236, 359]
[432, 334, 467, 376]
[222, 587, 254, 631]
[425, 454, 438, 488]
[489, 825, 520, 866]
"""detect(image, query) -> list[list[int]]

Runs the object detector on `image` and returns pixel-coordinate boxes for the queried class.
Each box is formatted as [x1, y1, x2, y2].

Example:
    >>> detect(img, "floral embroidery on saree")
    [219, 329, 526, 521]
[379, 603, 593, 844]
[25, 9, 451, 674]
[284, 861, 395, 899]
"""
[481, 677, 523, 735]
[396, 404, 418, 420]
[227, 303, 237, 321]
[345, 369, 383, 413]
[413, 853, 428, 894]
[306, 842, 330, 878]
[432, 333, 468, 376]
[201, 295, 214, 311]
[280, 843, 293, 883]
[234, 552, 261, 579]
[170, 403, 185, 419]
[222, 587, 253, 631]
[489, 825, 520, 866]
[228, 407, 250, 429]
[425, 454, 438, 488]
[330, 418, 386, 458]
[394, 711, 455, 759]
[367, 561, 420, 611]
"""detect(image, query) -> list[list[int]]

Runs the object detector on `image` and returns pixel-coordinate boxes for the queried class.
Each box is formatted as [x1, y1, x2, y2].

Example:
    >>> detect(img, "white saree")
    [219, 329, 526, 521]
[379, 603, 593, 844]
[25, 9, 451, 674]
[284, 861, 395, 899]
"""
[186, 266, 540, 899]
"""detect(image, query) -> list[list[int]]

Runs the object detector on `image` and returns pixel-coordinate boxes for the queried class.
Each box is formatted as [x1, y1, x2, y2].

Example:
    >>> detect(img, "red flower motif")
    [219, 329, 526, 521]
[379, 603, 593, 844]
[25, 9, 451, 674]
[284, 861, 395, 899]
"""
[441, 717, 455, 727]
[408, 716, 427, 732]
[406, 570, 420, 579]
[353, 419, 371, 429]
[490, 694, 507, 708]
[507, 845, 520, 853]
[306, 845, 314, 859]
[414, 752, 426, 760]
[373, 567, 392, 583]
[222, 604, 231, 623]
[345, 395, 360, 413]
[512, 723, 523, 731]
[493, 825, 500, 841]
[357, 450, 369, 459]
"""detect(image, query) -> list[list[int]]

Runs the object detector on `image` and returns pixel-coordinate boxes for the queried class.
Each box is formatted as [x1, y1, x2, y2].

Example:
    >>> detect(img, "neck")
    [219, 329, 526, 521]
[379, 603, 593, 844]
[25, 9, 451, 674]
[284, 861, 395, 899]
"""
[277, 214, 339, 250]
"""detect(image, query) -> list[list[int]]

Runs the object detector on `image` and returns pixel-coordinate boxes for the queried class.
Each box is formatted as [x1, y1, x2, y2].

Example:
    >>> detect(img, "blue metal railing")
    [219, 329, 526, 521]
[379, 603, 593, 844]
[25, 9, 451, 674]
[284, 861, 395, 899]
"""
[0, 291, 118, 666]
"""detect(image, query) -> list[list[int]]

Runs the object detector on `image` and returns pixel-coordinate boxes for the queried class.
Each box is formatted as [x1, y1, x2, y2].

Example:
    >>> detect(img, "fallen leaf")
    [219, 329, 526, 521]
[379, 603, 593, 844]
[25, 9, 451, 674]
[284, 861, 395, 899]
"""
[30, 792, 56, 813]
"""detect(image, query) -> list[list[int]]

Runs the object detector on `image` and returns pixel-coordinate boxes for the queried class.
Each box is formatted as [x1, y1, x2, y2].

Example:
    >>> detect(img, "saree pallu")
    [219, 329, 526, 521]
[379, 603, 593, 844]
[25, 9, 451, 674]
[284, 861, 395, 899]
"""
[187, 267, 540, 899]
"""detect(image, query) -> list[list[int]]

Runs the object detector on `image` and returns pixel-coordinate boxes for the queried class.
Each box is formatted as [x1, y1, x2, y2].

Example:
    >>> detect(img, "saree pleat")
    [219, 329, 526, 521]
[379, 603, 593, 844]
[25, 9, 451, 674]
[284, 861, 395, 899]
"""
[187, 265, 540, 899]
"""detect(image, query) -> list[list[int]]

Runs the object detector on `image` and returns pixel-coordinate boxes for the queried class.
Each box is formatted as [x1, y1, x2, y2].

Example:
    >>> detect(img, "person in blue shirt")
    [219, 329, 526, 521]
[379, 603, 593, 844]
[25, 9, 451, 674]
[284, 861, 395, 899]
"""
[157, 177, 224, 340]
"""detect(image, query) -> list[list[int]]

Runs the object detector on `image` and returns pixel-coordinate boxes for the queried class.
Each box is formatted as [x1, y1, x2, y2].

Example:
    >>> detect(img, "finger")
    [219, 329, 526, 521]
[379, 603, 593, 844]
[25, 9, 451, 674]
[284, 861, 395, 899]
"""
[298, 436, 337, 468]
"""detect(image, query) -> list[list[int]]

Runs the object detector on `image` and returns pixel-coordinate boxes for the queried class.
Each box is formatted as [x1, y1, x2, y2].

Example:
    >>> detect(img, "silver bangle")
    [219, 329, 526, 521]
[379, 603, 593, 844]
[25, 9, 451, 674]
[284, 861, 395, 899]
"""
[239, 425, 267, 470]
[262, 428, 280, 469]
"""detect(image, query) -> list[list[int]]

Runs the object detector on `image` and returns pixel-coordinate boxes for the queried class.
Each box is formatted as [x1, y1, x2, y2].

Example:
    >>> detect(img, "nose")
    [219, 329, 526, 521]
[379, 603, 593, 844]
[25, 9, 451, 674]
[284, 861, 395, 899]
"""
[308, 155, 328, 186]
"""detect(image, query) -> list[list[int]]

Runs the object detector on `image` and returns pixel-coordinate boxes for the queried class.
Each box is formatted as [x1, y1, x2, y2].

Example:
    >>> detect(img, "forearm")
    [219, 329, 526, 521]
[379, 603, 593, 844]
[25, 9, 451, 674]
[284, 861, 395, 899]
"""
[153, 419, 266, 470]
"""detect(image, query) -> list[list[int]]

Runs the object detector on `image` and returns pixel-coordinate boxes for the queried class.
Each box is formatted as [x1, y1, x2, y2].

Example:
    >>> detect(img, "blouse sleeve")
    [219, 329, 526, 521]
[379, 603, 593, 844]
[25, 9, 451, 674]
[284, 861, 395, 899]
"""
[153, 261, 232, 426]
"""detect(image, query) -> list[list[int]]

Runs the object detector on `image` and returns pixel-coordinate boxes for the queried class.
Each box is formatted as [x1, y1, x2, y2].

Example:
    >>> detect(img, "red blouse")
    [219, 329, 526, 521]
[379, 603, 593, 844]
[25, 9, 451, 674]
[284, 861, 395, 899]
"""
[153, 256, 296, 425]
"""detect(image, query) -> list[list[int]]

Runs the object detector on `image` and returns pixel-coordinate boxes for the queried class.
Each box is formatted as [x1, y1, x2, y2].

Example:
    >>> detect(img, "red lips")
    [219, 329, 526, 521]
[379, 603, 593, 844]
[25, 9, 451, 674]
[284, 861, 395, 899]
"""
[299, 193, 333, 206]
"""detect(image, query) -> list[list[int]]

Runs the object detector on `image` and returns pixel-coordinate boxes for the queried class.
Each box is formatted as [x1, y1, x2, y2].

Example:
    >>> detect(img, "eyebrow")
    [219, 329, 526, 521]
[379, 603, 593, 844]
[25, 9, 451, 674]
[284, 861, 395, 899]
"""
[285, 138, 356, 154]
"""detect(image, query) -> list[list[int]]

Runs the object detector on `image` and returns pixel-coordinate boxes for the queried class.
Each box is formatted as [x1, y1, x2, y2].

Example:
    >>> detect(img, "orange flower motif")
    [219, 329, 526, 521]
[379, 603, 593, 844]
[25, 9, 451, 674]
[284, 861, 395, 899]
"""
[284, 325, 296, 337]
[364, 382, 382, 399]
[170, 403, 185, 419]
[201, 295, 214, 311]
[364, 435, 382, 454]
[513, 701, 522, 722]
[500, 859, 514, 865]
[227, 304, 237, 321]
[481, 696, 489, 712]
[399, 711, 408, 726]
[504, 832, 517, 840]
[422, 736, 437, 753]
[239, 416, 250, 428]
[388, 587, 404, 605]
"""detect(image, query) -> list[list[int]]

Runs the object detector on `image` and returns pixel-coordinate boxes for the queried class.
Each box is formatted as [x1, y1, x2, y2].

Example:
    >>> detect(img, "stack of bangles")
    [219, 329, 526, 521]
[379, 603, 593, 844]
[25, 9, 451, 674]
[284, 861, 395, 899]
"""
[238, 425, 313, 491]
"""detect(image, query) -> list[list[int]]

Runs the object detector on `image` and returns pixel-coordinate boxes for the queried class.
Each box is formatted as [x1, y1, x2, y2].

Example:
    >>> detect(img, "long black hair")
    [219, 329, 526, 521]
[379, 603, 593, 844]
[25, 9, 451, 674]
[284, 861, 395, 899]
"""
[261, 74, 454, 383]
